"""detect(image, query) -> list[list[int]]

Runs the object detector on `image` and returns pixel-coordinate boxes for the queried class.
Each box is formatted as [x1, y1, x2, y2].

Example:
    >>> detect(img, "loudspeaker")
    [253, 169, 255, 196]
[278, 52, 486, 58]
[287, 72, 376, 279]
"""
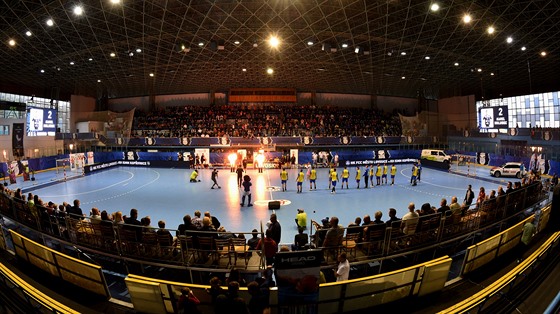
[268, 201, 280, 210]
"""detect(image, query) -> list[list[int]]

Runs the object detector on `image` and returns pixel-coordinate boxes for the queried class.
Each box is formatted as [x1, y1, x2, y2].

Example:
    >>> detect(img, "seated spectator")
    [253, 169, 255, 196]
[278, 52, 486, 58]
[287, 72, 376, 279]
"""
[204, 211, 221, 229]
[401, 203, 419, 235]
[206, 277, 225, 304]
[372, 211, 384, 225]
[192, 210, 203, 230]
[437, 198, 451, 216]
[156, 220, 174, 246]
[100, 210, 113, 227]
[113, 211, 124, 225]
[312, 217, 330, 247]
[247, 229, 260, 250]
[227, 269, 247, 287]
[292, 227, 309, 251]
[177, 214, 196, 236]
[217, 226, 235, 239]
[89, 207, 102, 224]
[448, 197, 462, 216]
[385, 208, 401, 224]
[141, 216, 155, 232]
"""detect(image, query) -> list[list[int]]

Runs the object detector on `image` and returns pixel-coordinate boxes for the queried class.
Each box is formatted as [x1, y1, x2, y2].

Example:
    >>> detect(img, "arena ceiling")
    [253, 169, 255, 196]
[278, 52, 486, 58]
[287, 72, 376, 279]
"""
[1, 0, 559, 101]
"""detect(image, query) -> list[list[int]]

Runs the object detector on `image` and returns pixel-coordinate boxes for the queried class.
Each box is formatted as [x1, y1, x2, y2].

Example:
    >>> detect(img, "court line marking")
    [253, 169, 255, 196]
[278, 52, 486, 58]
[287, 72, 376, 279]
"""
[39, 169, 137, 198]
[83, 169, 161, 205]
[399, 166, 481, 191]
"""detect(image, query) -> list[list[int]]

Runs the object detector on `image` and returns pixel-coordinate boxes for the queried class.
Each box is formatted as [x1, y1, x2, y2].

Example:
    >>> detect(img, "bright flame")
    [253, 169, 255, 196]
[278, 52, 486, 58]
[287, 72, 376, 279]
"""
[228, 153, 237, 166]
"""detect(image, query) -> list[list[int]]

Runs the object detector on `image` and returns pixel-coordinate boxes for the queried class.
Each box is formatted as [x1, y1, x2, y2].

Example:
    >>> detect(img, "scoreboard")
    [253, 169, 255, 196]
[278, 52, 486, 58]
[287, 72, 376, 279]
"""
[478, 105, 508, 130]
[26, 106, 58, 136]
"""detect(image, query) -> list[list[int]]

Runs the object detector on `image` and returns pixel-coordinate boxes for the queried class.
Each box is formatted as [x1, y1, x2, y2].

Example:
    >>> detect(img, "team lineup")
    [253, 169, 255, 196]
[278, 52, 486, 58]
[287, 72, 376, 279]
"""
[188, 162, 421, 205]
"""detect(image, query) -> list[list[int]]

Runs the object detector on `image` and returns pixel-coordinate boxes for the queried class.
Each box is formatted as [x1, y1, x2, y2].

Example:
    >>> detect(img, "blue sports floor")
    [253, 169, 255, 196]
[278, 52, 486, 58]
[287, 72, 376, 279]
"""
[15, 164, 505, 245]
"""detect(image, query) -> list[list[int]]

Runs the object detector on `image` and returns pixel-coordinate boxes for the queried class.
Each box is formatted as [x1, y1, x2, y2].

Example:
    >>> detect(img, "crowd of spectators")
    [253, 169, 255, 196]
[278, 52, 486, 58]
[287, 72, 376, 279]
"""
[132, 104, 403, 138]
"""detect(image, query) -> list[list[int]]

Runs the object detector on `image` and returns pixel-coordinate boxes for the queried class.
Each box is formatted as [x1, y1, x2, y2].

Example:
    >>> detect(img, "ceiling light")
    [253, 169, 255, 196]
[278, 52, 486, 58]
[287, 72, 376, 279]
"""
[506, 37, 513, 44]
[128, 52, 134, 57]
[8, 39, 16, 46]
[266, 68, 274, 74]
[400, 52, 407, 56]
[242, 68, 247, 72]
[149, 73, 154, 77]
[267, 35, 280, 49]
[487, 26, 495, 34]
[490, 72, 495, 76]
[430, 3, 440, 12]
[463, 14, 472, 24]
[234, 40, 240, 45]
[307, 41, 314, 46]
[401, 76, 406, 80]
[477, 68, 482, 72]
[521, 46, 527, 51]
[40, 69, 45, 73]
[69, 61, 74, 65]
[73, 5, 83, 16]
[198, 42, 204, 46]
[46, 19, 54, 27]
[97, 79, 101, 82]
[136, 48, 141, 53]
[110, 0, 120, 3]
[355, 46, 361, 54]
[454, 62, 459, 66]
[88, 57, 93, 61]
[425, 56, 430, 60]
[110, 52, 116, 57]
[25, 31, 32, 37]
[341, 43, 348, 48]
[540, 51, 547, 56]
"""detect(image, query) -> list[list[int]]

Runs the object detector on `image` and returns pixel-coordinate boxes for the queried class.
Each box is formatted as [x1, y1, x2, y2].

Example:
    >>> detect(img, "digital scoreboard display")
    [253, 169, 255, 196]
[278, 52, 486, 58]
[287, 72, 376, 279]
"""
[478, 105, 508, 130]
[26, 107, 57, 136]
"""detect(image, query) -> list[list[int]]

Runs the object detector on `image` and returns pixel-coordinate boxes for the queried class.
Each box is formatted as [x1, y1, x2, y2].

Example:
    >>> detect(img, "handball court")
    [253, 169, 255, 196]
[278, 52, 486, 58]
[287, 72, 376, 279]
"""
[14, 163, 505, 245]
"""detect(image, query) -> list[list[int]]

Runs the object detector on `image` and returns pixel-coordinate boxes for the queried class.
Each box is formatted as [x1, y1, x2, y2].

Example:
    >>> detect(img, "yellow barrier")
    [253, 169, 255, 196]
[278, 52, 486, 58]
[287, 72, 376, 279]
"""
[439, 231, 560, 313]
[0, 261, 80, 314]
[9, 230, 110, 297]
[126, 257, 451, 314]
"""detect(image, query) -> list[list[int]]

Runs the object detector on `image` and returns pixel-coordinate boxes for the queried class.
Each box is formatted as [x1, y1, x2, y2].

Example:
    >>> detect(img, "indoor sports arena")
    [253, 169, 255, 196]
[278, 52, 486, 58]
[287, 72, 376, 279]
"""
[1, 1, 560, 313]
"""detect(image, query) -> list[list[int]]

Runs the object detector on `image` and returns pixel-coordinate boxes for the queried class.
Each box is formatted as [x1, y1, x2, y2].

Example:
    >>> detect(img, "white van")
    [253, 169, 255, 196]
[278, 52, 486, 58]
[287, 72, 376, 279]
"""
[421, 149, 451, 163]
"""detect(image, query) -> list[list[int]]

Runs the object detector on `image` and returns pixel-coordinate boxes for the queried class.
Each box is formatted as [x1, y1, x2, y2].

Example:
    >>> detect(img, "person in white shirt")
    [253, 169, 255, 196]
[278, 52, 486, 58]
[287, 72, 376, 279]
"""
[401, 202, 420, 235]
[335, 253, 350, 282]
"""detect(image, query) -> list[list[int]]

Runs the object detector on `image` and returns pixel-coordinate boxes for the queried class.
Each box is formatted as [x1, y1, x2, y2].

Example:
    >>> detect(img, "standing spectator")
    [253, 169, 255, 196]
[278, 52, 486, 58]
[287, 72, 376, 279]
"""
[177, 287, 201, 314]
[240, 175, 253, 207]
[464, 185, 475, 207]
[268, 214, 281, 245]
[258, 230, 278, 266]
[334, 253, 350, 282]
[517, 217, 536, 263]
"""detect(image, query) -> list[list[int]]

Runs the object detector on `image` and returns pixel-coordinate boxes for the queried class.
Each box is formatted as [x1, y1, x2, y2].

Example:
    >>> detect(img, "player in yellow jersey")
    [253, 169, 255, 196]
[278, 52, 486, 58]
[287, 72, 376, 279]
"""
[296, 169, 305, 193]
[369, 166, 375, 187]
[330, 168, 339, 194]
[355, 167, 361, 189]
[341, 166, 350, 189]
[390, 163, 397, 185]
[375, 164, 382, 186]
[411, 163, 418, 186]
[382, 164, 388, 185]
[309, 167, 317, 190]
[280, 168, 289, 191]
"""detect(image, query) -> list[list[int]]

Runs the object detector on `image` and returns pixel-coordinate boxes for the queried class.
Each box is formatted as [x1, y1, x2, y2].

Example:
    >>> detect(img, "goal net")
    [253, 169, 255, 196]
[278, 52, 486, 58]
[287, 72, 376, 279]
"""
[55, 154, 85, 179]
[451, 154, 479, 177]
